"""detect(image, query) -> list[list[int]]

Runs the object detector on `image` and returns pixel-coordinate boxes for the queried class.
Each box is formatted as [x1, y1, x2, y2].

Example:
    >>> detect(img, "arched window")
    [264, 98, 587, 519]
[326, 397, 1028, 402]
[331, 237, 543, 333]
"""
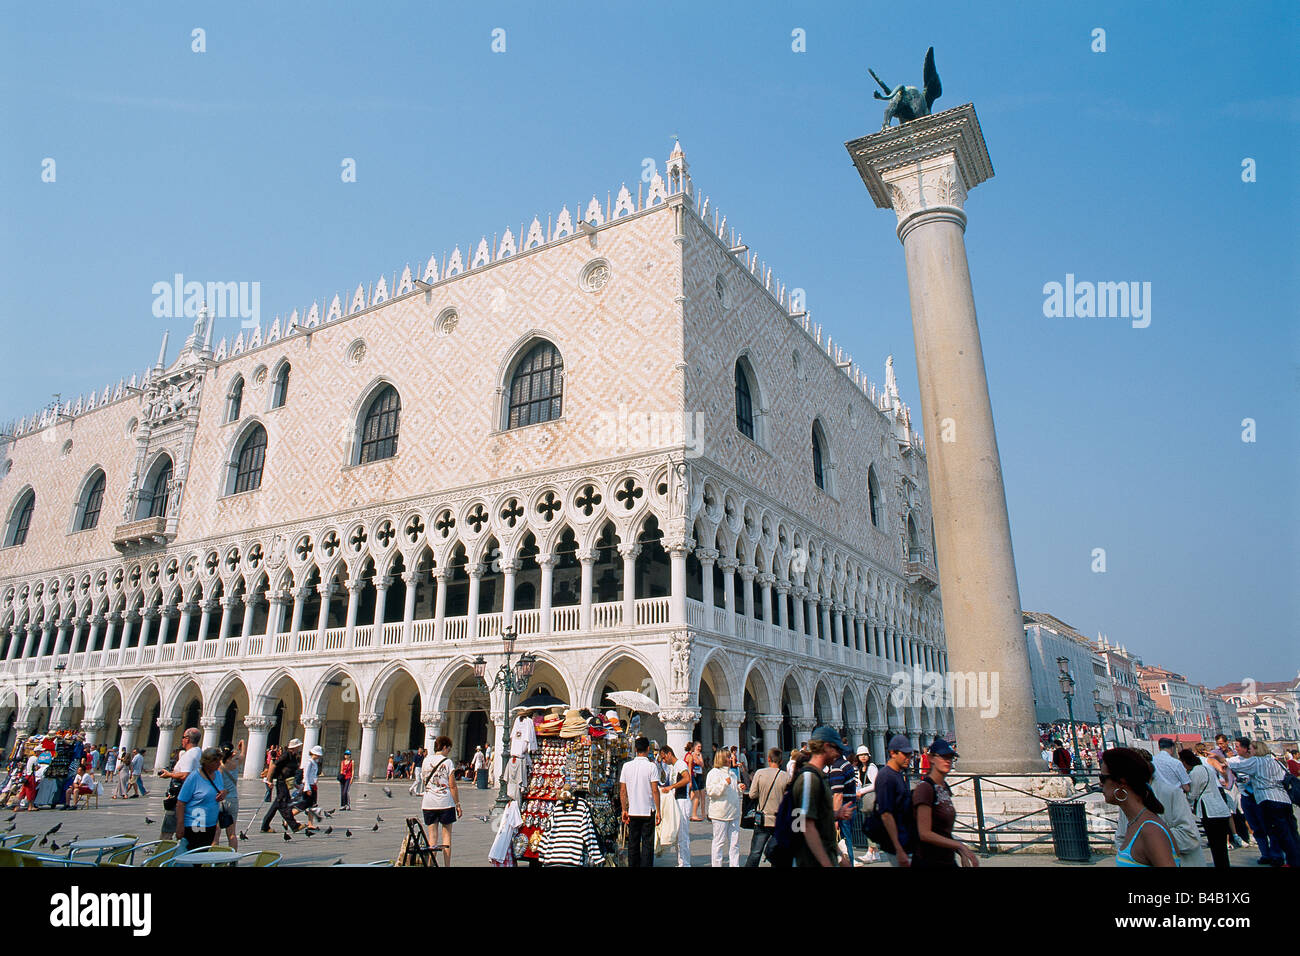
[271, 363, 290, 409]
[907, 513, 922, 560]
[226, 376, 244, 423]
[232, 425, 268, 494]
[139, 458, 173, 520]
[507, 341, 563, 428]
[867, 465, 882, 528]
[812, 424, 826, 490]
[735, 361, 754, 440]
[5, 490, 35, 547]
[359, 385, 401, 464]
[77, 470, 106, 531]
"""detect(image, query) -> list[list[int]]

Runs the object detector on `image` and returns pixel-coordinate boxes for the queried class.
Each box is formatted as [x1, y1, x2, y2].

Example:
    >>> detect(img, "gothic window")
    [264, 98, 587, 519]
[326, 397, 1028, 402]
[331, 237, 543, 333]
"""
[359, 385, 401, 464]
[139, 457, 173, 520]
[735, 361, 754, 440]
[812, 423, 827, 490]
[271, 363, 290, 409]
[77, 470, 106, 531]
[5, 490, 35, 547]
[232, 425, 268, 494]
[507, 341, 563, 429]
[226, 376, 244, 423]
[867, 465, 882, 528]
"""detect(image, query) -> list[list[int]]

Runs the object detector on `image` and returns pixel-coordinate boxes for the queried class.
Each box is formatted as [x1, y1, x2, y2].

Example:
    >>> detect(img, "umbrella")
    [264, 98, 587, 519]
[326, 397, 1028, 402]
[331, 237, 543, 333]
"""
[604, 690, 660, 714]
[515, 692, 566, 711]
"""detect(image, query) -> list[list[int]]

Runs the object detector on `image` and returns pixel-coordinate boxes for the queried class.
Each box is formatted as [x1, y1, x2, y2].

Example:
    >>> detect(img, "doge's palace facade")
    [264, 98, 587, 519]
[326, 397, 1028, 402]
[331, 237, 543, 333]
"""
[0, 145, 950, 779]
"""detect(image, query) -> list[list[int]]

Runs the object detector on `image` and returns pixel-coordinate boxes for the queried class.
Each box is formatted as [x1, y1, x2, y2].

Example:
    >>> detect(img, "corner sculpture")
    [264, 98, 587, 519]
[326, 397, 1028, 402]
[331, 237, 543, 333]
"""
[869, 46, 942, 128]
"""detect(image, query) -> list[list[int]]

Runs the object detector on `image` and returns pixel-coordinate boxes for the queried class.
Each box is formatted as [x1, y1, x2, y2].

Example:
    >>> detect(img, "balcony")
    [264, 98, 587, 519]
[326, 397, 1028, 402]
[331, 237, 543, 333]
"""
[111, 516, 171, 552]
[905, 548, 939, 590]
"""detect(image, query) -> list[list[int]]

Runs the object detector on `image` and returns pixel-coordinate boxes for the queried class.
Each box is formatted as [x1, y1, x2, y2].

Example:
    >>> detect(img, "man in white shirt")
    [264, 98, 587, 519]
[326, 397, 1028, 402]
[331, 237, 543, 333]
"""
[659, 745, 692, 867]
[1152, 738, 1191, 794]
[159, 728, 202, 838]
[298, 745, 322, 828]
[619, 736, 661, 868]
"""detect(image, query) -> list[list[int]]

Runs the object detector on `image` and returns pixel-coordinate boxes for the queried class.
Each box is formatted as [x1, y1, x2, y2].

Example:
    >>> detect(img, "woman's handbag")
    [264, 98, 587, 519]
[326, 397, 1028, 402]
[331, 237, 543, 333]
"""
[217, 801, 234, 829]
[336, 772, 347, 784]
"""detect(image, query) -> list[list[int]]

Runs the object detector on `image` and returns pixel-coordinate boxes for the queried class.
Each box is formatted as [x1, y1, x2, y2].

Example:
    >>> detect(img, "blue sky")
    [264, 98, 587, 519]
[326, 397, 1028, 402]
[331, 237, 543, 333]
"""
[1, 1, 1295, 687]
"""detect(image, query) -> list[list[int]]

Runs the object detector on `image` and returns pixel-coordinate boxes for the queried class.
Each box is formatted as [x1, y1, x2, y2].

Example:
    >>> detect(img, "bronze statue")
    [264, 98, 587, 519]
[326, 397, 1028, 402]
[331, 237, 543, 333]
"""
[869, 46, 942, 128]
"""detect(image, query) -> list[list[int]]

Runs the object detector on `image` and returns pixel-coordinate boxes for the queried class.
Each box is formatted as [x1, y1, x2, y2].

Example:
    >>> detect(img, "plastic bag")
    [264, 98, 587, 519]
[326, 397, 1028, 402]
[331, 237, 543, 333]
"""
[655, 790, 680, 854]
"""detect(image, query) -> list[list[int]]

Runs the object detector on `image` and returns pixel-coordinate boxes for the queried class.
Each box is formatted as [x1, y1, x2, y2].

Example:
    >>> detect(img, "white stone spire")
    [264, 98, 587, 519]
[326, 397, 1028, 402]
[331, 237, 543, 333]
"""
[667, 140, 691, 197]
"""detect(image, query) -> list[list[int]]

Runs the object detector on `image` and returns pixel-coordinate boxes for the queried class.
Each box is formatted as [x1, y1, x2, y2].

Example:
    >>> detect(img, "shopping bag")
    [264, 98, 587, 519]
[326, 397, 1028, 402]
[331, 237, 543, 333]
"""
[655, 790, 680, 854]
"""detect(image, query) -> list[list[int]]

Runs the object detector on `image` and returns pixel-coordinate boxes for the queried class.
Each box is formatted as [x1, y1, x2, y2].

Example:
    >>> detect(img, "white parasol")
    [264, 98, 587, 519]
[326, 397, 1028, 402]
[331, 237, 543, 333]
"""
[604, 690, 660, 714]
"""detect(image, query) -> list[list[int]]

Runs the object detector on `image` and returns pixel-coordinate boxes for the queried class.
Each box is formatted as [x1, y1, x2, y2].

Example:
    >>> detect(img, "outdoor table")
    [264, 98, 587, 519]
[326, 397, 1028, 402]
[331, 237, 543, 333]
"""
[168, 849, 260, 867]
[65, 837, 136, 863]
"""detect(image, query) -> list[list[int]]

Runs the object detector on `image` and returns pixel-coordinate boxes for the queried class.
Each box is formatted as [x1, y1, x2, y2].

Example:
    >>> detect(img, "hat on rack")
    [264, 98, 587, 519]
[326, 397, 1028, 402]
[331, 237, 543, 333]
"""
[587, 715, 606, 738]
[536, 714, 563, 736]
[560, 708, 589, 739]
[603, 710, 622, 733]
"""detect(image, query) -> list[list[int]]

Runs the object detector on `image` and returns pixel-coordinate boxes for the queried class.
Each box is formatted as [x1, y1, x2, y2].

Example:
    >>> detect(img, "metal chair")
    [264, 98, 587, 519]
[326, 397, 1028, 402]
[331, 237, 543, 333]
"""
[131, 840, 179, 866]
[0, 833, 36, 849]
[252, 850, 281, 867]
[166, 845, 233, 866]
[11, 850, 97, 867]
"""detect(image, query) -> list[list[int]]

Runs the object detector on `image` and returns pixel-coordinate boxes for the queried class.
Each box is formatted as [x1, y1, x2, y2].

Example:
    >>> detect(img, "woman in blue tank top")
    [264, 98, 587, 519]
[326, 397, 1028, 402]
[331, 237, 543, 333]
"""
[1101, 748, 1179, 868]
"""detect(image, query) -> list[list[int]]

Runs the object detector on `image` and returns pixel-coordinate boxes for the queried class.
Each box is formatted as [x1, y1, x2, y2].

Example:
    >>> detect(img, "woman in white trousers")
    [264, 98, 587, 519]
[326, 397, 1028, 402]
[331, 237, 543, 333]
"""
[706, 750, 742, 866]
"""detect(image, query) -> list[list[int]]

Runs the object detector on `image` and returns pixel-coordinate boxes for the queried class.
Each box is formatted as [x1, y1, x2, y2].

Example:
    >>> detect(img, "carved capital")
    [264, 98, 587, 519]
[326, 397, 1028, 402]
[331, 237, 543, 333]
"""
[719, 709, 747, 728]
[658, 709, 700, 730]
[695, 548, 719, 565]
[401, 571, 421, 586]
[617, 543, 641, 561]
[243, 715, 275, 732]
[79, 718, 106, 732]
[299, 715, 322, 730]
[198, 716, 221, 730]
[756, 572, 777, 587]
[738, 565, 758, 582]
[756, 714, 784, 733]
[535, 554, 557, 570]
[717, 557, 739, 574]
[118, 717, 141, 730]
[498, 560, 521, 575]
[359, 712, 383, 728]
[421, 710, 445, 727]
[155, 717, 180, 731]
[374, 575, 393, 591]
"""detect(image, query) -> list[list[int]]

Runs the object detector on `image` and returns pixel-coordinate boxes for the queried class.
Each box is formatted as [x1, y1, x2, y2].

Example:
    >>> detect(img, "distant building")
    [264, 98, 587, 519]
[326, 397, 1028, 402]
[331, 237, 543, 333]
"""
[1137, 664, 1208, 739]
[1023, 611, 1102, 725]
[1095, 635, 1140, 738]
[1212, 675, 1300, 749]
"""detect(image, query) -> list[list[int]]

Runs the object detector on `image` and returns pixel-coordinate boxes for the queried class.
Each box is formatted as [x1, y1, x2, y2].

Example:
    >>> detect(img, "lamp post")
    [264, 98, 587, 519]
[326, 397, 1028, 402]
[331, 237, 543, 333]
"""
[1092, 687, 1106, 754]
[473, 625, 535, 822]
[1056, 656, 1083, 780]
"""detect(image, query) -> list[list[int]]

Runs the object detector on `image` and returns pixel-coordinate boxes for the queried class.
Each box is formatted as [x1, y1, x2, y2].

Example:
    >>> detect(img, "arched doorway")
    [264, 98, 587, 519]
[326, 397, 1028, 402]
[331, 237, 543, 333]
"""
[590, 654, 665, 745]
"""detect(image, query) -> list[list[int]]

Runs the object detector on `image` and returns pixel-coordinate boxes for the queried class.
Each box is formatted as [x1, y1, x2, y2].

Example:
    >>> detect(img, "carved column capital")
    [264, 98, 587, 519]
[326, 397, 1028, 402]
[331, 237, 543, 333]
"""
[756, 714, 784, 733]
[421, 711, 445, 727]
[299, 715, 323, 730]
[359, 712, 383, 729]
[719, 709, 747, 728]
[658, 709, 700, 730]
[155, 717, 180, 731]
[695, 548, 719, 565]
[243, 715, 275, 732]
[198, 716, 221, 730]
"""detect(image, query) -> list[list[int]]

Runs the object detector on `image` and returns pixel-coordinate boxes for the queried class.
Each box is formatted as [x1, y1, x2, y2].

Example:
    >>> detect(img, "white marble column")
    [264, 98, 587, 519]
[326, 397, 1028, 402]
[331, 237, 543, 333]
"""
[739, 565, 757, 621]
[466, 565, 483, 639]
[117, 717, 140, 757]
[421, 711, 444, 752]
[847, 105, 1039, 772]
[537, 555, 556, 636]
[667, 541, 689, 625]
[774, 580, 790, 633]
[660, 709, 699, 765]
[577, 549, 595, 633]
[718, 557, 738, 635]
[176, 602, 194, 645]
[431, 569, 447, 641]
[357, 712, 382, 781]
[242, 715, 273, 780]
[756, 714, 782, 754]
[720, 709, 745, 753]
[80, 717, 106, 747]
[698, 548, 718, 618]
[344, 580, 363, 646]
[372, 576, 391, 634]
[300, 715, 322, 757]
[401, 571, 419, 642]
[153, 718, 180, 770]
[200, 715, 221, 750]
[500, 560, 519, 630]
[287, 587, 308, 645]
[619, 544, 640, 627]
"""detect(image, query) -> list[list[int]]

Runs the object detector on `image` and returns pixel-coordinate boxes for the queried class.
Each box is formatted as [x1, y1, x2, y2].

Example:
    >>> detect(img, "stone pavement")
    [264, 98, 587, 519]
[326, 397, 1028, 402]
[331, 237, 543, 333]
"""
[4, 777, 1282, 867]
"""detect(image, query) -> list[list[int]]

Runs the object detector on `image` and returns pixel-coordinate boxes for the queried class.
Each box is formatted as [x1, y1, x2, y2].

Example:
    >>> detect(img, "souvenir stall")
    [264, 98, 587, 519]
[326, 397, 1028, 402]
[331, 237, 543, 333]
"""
[512, 708, 630, 863]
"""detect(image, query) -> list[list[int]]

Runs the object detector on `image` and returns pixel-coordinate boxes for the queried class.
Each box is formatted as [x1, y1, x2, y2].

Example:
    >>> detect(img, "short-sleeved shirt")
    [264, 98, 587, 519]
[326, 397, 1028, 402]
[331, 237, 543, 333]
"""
[176, 769, 222, 831]
[471, 751, 486, 771]
[874, 764, 914, 854]
[130, 753, 144, 776]
[421, 755, 455, 810]
[826, 755, 857, 804]
[1153, 751, 1191, 790]
[619, 756, 659, 817]
[791, 766, 837, 867]
[911, 777, 957, 867]
[174, 746, 202, 777]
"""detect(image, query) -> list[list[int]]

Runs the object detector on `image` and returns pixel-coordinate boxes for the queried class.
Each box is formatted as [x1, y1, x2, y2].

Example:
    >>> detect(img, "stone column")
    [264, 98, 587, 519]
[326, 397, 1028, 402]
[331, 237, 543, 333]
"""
[821, 600, 834, 647]
[537, 555, 556, 636]
[846, 723, 868, 750]
[500, 561, 519, 630]
[120, 611, 137, 649]
[805, 593, 820, 642]
[314, 582, 334, 644]
[238, 595, 258, 650]
[774, 580, 790, 633]
[401, 571, 420, 642]
[372, 575, 392, 635]
[832, 603, 846, 646]
[7, 624, 25, 660]
[102, 613, 120, 652]
[667, 541, 689, 626]
[739, 565, 757, 622]
[287, 588, 308, 645]
[466, 565, 483, 638]
[357, 712, 382, 781]
[199, 715, 221, 750]
[718, 558, 738, 635]
[85, 616, 104, 655]
[300, 715, 322, 756]
[80, 717, 105, 747]
[846, 105, 1038, 772]
[421, 711, 444, 752]
[117, 717, 140, 757]
[577, 549, 595, 632]
[660, 708, 700, 764]
[756, 714, 783, 753]
[36, 619, 57, 658]
[242, 715, 274, 779]
[872, 729, 888, 765]
[67, 618, 83, 656]
[719, 709, 745, 753]
[619, 544, 640, 627]
[175, 602, 193, 645]
[215, 597, 235, 649]
[791, 586, 807, 637]
[697, 548, 718, 620]
[791, 717, 816, 746]
[344, 580, 363, 646]
[153, 718, 180, 770]
[431, 569, 448, 641]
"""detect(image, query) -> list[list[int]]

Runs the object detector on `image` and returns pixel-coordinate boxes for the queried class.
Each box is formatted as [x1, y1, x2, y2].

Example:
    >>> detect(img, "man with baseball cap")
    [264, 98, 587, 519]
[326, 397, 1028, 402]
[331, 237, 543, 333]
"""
[790, 725, 844, 867]
[262, 738, 303, 833]
[873, 734, 916, 866]
[296, 744, 323, 830]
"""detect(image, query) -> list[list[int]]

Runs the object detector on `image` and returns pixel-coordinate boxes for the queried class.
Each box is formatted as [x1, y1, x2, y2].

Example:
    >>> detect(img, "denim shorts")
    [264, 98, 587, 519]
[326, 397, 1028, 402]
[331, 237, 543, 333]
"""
[423, 806, 456, 826]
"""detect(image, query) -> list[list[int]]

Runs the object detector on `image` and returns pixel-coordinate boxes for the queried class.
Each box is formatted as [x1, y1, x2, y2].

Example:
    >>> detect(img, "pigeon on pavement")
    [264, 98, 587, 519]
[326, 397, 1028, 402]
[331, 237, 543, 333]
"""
[345, 829, 353, 838]
[383, 788, 392, 798]
[145, 817, 155, 825]
[283, 831, 292, 842]
[371, 823, 379, 832]
[325, 827, 334, 835]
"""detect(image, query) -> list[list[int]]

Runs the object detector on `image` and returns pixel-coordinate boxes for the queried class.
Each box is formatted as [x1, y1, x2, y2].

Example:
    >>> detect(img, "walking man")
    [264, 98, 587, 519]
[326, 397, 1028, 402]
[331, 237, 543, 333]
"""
[261, 738, 303, 833]
[744, 748, 790, 866]
[876, 735, 916, 867]
[131, 747, 148, 796]
[658, 744, 692, 867]
[791, 726, 842, 867]
[158, 727, 202, 839]
[619, 736, 660, 867]
[297, 745, 322, 829]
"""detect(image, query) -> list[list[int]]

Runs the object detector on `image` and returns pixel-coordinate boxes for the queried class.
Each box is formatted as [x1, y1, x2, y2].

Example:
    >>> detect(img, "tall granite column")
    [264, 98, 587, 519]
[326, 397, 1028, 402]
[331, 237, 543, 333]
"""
[846, 104, 1039, 773]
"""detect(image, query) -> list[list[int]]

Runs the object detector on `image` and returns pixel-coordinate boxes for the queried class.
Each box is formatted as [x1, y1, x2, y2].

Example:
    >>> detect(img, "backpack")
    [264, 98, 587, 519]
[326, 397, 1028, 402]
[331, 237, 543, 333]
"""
[765, 765, 818, 866]
[863, 768, 912, 852]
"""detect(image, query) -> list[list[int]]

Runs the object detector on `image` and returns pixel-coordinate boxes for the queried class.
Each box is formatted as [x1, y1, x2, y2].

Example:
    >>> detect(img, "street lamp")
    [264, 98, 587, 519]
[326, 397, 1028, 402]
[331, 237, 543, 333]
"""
[1092, 686, 1106, 752]
[474, 625, 535, 821]
[1056, 656, 1083, 780]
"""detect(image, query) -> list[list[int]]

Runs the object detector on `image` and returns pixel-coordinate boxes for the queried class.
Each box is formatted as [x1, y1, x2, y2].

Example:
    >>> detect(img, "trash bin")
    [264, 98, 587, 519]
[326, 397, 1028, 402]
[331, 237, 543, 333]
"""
[1046, 801, 1090, 861]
